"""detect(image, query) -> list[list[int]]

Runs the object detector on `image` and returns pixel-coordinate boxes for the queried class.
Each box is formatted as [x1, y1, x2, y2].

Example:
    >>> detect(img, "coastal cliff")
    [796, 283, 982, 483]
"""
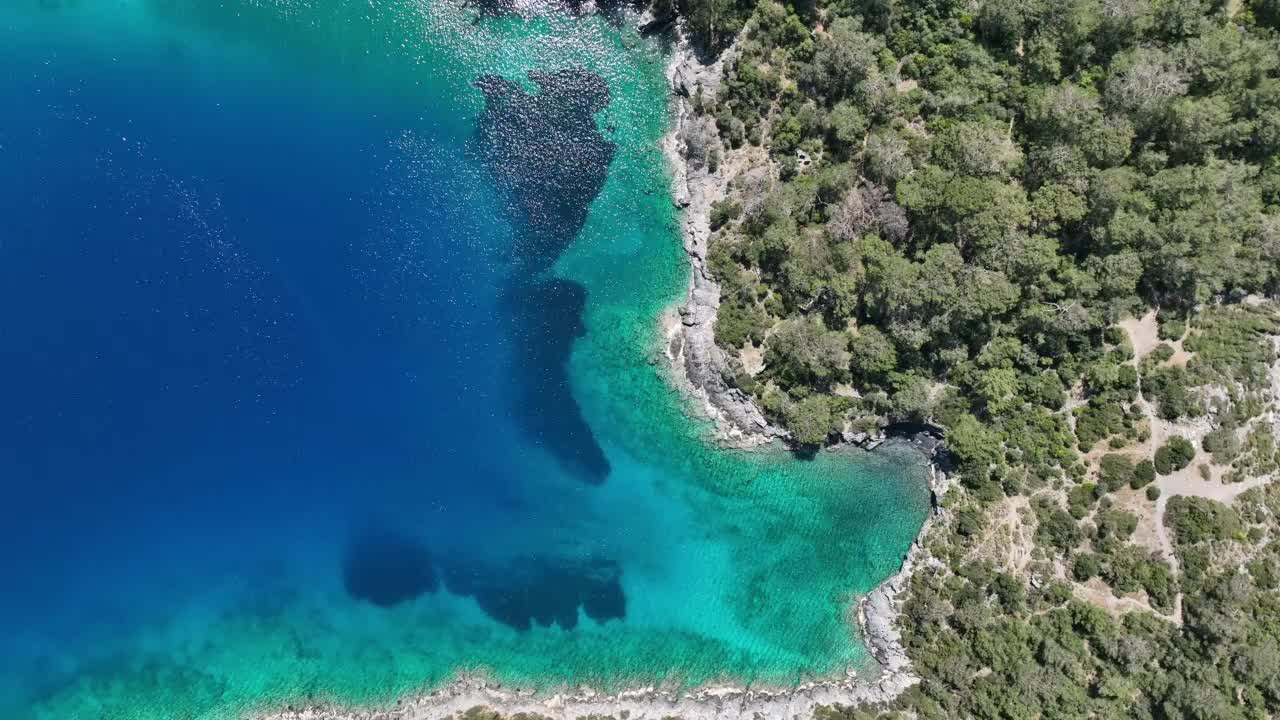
[658, 32, 787, 448]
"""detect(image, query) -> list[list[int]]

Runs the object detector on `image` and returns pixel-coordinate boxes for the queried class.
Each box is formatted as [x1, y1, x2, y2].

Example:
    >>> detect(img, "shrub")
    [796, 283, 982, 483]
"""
[1097, 454, 1135, 492]
[1073, 553, 1102, 581]
[1154, 436, 1195, 474]
[1164, 496, 1241, 545]
[1131, 459, 1156, 489]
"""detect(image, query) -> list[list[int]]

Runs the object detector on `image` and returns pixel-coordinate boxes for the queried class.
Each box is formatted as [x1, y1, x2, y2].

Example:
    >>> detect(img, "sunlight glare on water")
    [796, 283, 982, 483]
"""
[0, 2, 930, 718]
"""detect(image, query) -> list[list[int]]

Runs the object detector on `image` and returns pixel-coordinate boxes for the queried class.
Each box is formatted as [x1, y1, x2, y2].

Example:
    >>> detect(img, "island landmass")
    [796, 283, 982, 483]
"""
[660, 0, 1280, 717]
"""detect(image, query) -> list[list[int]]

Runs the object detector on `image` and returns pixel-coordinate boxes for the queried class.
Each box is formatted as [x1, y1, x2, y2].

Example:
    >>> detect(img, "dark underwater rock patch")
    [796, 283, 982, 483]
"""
[472, 68, 615, 485]
[443, 556, 625, 630]
[341, 529, 626, 629]
[473, 69, 613, 274]
[503, 278, 611, 483]
[342, 529, 438, 607]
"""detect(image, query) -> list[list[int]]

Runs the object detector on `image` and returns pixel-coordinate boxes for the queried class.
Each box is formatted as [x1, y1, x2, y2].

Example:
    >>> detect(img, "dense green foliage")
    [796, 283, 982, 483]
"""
[670, 0, 1280, 717]
[691, 0, 1279, 489]
[811, 483, 1278, 720]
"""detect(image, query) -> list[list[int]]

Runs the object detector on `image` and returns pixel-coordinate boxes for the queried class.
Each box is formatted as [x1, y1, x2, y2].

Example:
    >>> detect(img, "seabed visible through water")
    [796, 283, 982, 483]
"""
[0, 2, 930, 718]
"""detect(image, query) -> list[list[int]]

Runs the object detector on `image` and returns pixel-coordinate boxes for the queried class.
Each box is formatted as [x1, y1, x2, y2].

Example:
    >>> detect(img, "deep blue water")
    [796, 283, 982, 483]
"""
[0, 9, 523, 656]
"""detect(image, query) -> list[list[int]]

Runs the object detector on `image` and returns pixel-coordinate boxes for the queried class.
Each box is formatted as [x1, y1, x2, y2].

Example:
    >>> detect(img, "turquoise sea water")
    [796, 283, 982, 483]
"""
[0, 2, 930, 718]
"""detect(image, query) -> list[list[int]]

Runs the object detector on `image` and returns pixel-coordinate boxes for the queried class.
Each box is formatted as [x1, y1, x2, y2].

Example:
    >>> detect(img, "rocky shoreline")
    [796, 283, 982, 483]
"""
[657, 30, 788, 448]
[254, 457, 948, 720]
[653, 13, 955, 708]
[654, 18, 952, 710]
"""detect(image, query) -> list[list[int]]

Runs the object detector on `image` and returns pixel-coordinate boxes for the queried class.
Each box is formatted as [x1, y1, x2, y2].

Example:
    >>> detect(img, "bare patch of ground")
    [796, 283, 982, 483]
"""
[832, 383, 859, 398]
[1119, 310, 1161, 360]
[739, 342, 764, 376]
[966, 495, 1035, 574]
[1072, 578, 1159, 617]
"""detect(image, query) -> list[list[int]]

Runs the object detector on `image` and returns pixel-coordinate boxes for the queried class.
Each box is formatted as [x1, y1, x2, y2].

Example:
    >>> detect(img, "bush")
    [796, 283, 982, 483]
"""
[1164, 496, 1241, 545]
[1145, 486, 1161, 501]
[1154, 436, 1195, 474]
[1131, 459, 1156, 489]
[1073, 553, 1103, 581]
[1097, 454, 1135, 492]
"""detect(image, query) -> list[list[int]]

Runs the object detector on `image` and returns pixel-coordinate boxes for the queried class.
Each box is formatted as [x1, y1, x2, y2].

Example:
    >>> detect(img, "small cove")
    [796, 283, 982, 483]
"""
[0, 2, 931, 718]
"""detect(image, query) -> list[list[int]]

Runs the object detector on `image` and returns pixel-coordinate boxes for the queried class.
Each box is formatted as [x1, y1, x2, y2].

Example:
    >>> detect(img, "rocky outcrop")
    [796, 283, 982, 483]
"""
[855, 458, 951, 689]
[258, 664, 914, 720]
[659, 30, 786, 448]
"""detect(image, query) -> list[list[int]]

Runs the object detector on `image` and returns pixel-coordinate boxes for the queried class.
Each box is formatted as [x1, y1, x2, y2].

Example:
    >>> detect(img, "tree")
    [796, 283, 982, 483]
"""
[1164, 496, 1241, 544]
[1097, 454, 1136, 492]
[682, 0, 757, 49]
[800, 17, 883, 102]
[947, 414, 1004, 482]
[784, 394, 839, 446]
[827, 101, 868, 151]
[849, 325, 897, 382]
[1073, 553, 1103, 581]
[863, 130, 914, 185]
[1131, 459, 1156, 489]
[932, 122, 1023, 177]
[1035, 497, 1084, 552]
[975, 367, 1021, 416]
[1104, 47, 1188, 124]
[765, 315, 851, 388]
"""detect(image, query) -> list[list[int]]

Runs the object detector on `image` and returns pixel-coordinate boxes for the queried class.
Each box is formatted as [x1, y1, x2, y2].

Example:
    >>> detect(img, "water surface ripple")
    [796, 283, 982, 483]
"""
[0, 2, 930, 718]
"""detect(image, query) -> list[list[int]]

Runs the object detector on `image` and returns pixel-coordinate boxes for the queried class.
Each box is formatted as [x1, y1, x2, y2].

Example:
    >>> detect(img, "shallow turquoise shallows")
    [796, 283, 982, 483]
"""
[0, 2, 930, 719]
